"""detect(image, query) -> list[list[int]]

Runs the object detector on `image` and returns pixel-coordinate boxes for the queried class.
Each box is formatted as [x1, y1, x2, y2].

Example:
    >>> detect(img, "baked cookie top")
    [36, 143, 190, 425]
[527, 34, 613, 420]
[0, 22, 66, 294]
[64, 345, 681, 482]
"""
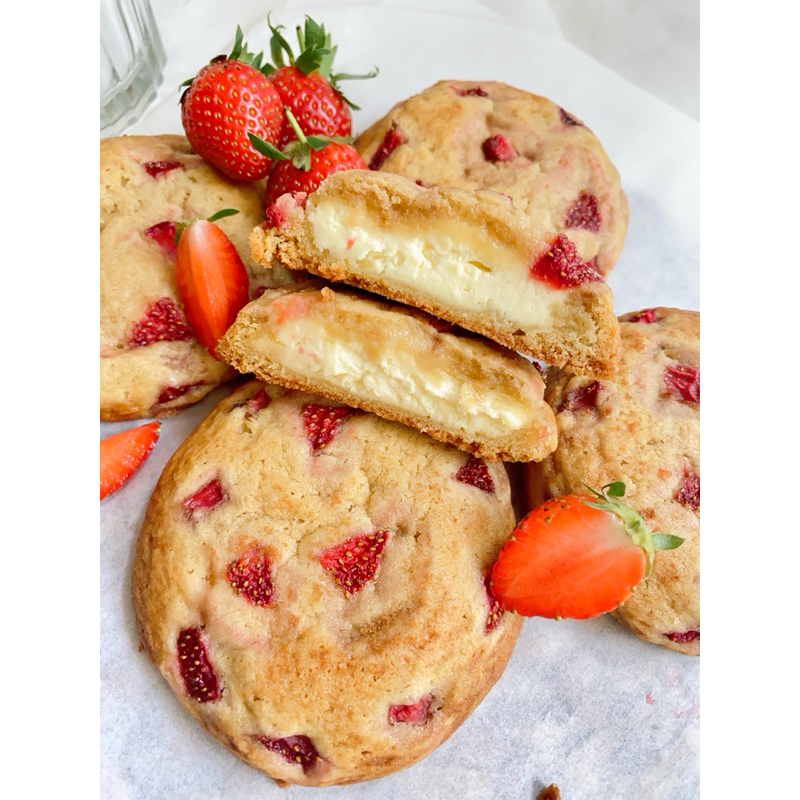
[132, 381, 522, 786]
[217, 281, 558, 462]
[525, 308, 699, 654]
[355, 80, 628, 276]
[100, 134, 293, 421]
[252, 170, 621, 378]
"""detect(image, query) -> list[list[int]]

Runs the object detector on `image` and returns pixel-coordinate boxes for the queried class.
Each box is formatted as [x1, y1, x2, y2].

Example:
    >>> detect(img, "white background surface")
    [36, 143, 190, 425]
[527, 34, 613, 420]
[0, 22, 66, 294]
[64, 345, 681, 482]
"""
[100, 1, 700, 798]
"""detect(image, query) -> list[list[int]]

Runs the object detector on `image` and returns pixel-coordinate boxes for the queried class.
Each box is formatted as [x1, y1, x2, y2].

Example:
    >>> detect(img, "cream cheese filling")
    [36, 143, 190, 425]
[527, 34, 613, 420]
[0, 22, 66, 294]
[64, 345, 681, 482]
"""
[252, 317, 533, 438]
[307, 201, 559, 328]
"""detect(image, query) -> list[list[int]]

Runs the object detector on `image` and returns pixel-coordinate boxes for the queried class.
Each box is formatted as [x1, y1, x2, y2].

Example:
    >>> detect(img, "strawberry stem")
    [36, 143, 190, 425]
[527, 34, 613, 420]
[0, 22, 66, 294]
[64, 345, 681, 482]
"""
[581, 482, 683, 576]
[173, 209, 240, 244]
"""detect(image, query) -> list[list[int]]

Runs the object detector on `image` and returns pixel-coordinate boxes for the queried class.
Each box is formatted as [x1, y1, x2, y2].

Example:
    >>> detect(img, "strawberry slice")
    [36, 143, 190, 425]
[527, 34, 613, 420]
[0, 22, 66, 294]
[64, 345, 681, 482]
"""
[175, 218, 250, 356]
[100, 421, 160, 500]
[388, 695, 432, 725]
[490, 482, 683, 619]
[319, 530, 389, 595]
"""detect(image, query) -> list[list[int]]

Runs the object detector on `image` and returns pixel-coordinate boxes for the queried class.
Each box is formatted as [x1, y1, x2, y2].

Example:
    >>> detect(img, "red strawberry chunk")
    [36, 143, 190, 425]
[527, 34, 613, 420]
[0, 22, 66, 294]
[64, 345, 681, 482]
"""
[453, 85, 488, 97]
[561, 381, 600, 412]
[627, 308, 657, 324]
[264, 191, 308, 230]
[482, 134, 517, 162]
[388, 695, 432, 725]
[319, 530, 389, 596]
[455, 456, 494, 494]
[143, 160, 184, 178]
[129, 297, 193, 348]
[227, 547, 274, 607]
[676, 468, 700, 510]
[666, 629, 699, 644]
[177, 627, 221, 702]
[182, 478, 227, 517]
[484, 574, 505, 633]
[245, 388, 271, 414]
[259, 735, 321, 773]
[368, 124, 404, 170]
[529, 234, 604, 289]
[144, 221, 178, 258]
[560, 108, 583, 127]
[157, 382, 203, 405]
[664, 365, 700, 404]
[564, 192, 601, 232]
[301, 404, 353, 452]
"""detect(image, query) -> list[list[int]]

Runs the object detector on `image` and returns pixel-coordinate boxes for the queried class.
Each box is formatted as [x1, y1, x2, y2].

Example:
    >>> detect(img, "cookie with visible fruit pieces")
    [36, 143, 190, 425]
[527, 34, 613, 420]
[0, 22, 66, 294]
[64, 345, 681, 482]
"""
[132, 381, 521, 786]
[217, 281, 557, 462]
[355, 80, 628, 277]
[252, 169, 621, 378]
[100, 134, 295, 421]
[525, 307, 700, 654]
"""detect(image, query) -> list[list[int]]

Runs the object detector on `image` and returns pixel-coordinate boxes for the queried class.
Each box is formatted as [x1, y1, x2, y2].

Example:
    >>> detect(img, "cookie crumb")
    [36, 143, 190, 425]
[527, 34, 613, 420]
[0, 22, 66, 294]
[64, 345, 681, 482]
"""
[537, 784, 561, 800]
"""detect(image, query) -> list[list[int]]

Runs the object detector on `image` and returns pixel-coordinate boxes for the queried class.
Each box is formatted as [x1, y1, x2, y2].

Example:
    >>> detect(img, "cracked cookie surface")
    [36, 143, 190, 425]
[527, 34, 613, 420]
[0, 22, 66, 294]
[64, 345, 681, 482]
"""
[132, 381, 521, 786]
[525, 308, 700, 655]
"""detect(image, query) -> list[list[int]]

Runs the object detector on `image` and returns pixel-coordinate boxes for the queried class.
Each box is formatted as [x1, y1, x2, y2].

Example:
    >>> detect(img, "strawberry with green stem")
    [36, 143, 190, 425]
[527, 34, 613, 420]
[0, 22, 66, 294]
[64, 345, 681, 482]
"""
[490, 482, 683, 620]
[250, 109, 367, 208]
[262, 15, 378, 145]
[180, 26, 284, 181]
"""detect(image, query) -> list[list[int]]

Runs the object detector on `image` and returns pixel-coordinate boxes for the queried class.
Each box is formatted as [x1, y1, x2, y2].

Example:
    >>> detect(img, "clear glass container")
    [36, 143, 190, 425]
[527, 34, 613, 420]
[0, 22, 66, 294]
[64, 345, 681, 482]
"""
[100, 0, 166, 136]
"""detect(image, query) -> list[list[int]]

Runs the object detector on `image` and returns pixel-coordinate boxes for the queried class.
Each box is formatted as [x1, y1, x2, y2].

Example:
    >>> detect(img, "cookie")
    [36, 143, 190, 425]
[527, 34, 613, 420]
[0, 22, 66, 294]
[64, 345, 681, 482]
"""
[100, 134, 294, 421]
[217, 282, 558, 462]
[355, 80, 628, 276]
[132, 381, 522, 786]
[252, 170, 621, 378]
[525, 308, 699, 654]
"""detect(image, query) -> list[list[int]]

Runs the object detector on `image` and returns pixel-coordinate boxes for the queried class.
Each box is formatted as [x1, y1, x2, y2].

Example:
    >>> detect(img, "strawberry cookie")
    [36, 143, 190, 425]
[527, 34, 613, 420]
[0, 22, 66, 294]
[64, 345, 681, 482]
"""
[132, 381, 521, 786]
[217, 282, 557, 462]
[525, 308, 700, 654]
[100, 134, 294, 421]
[252, 170, 621, 378]
[355, 81, 628, 277]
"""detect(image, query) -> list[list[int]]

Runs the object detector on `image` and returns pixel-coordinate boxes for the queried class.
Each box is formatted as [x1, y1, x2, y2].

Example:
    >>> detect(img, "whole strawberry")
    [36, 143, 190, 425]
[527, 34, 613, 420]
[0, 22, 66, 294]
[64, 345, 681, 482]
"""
[250, 110, 367, 209]
[263, 16, 377, 146]
[490, 482, 683, 620]
[181, 27, 283, 181]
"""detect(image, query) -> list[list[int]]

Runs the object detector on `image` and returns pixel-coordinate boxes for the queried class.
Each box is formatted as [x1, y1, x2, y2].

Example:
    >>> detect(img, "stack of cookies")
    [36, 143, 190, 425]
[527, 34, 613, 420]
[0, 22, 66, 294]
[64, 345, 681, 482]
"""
[103, 80, 699, 788]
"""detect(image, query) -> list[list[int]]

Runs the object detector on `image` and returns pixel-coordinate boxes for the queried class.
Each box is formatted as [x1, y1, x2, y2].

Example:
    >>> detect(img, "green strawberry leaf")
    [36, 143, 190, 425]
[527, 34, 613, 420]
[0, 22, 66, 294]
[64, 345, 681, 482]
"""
[248, 134, 288, 161]
[652, 533, 685, 550]
[206, 208, 240, 222]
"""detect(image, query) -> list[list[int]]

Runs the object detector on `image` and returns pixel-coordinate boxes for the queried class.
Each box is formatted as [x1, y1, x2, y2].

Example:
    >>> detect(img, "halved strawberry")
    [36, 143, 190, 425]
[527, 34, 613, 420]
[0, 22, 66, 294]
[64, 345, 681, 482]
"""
[100, 421, 160, 500]
[490, 482, 683, 619]
[174, 214, 249, 357]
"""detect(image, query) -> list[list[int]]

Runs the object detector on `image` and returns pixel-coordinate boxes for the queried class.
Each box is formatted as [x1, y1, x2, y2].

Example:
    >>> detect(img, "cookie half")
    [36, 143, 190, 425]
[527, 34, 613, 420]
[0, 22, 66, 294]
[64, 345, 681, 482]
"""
[525, 308, 699, 654]
[355, 80, 628, 276]
[100, 134, 295, 421]
[251, 170, 621, 378]
[132, 381, 522, 786]
[217, 283, 557, 462]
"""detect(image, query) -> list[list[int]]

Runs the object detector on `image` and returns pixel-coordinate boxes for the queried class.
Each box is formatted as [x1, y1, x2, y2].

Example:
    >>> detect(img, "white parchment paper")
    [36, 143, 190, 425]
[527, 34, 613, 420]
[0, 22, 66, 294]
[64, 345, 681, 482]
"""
[100, 3, 699, 797]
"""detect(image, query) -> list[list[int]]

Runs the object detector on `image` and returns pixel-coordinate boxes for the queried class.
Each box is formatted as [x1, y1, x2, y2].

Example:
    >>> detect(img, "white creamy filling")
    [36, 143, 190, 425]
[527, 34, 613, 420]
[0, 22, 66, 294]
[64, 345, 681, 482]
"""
[307, 201, 558, 328]
[257, 318, 532, 437]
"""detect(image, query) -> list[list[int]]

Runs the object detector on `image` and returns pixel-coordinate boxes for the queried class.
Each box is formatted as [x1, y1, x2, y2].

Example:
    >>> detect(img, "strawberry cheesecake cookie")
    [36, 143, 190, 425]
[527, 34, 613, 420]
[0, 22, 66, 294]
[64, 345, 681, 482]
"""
[355, 80, 628, 276]
[217, 282, 557, 462]
[252, 170, 621, 378]
[100, 134, 294, 421]
[132, 381, 522, 786]
[525, 308, 700, 654]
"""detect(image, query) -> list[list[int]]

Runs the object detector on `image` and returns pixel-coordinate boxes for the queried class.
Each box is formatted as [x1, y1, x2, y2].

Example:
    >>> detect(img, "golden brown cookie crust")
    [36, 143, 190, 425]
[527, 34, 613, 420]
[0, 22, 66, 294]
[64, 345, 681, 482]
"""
[217, 282, 558, 462]
[251, 170, 621, 378]
[132, 382, 522, 786]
